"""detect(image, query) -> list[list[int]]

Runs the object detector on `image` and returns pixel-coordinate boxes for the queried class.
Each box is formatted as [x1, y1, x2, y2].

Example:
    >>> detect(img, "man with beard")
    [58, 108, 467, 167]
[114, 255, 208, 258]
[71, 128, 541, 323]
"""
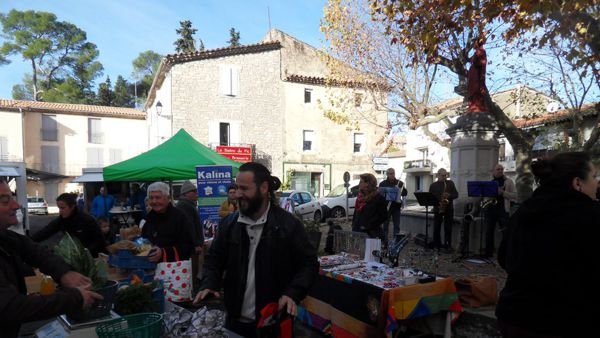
[193, 162, 319, 338]
[0, 179, 102, 337]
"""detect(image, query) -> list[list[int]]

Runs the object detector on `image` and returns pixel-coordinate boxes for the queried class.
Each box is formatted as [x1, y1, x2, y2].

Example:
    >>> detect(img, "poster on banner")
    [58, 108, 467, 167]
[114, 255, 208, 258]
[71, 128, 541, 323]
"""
[195, 165, 234, 239]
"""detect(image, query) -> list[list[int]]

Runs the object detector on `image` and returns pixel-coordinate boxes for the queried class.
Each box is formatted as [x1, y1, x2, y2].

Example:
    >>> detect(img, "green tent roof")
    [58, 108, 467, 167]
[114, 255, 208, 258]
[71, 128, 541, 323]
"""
[103, 129, 241, 181]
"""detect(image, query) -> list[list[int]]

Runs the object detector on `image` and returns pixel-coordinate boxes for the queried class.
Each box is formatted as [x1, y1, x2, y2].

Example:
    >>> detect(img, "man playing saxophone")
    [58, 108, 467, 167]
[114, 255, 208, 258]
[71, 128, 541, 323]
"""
[429, 168, 459, 252]
[484, 164, 517, 257]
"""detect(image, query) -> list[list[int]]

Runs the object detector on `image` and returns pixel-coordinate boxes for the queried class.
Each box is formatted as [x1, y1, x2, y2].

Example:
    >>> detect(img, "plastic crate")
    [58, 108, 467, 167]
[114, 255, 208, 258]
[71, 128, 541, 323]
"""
[96, 313, 162, 338]
[333, 230, 368, 257]
[68, 280, 119, 322]
[109, 250, 156, 269]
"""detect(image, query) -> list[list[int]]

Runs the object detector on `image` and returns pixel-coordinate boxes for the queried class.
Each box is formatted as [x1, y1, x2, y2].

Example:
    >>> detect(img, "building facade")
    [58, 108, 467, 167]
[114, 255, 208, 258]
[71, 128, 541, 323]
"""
[0, 99, 146, 204]
[145, 29, 387, 197]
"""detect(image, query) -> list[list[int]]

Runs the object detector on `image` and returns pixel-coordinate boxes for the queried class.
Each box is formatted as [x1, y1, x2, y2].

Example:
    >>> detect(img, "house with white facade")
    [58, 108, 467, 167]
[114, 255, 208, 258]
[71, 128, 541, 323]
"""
[144, 29, 388, 197]
[0, 99, 147, 204]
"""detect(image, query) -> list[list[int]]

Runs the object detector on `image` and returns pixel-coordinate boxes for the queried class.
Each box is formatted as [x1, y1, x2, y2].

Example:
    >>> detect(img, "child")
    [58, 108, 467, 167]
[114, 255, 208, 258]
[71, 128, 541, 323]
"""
[98, 216, 116, 249]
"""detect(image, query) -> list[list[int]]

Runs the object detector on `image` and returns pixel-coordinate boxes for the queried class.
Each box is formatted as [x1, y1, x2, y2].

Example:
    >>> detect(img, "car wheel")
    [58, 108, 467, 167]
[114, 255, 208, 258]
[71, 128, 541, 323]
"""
[331, 207, 345, 218]
[314, 210, 322, 223]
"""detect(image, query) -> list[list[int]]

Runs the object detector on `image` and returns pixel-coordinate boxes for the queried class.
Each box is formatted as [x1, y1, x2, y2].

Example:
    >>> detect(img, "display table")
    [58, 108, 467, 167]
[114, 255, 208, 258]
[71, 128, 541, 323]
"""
[109, 207, 142, 226]
[297, 255, 462, 338]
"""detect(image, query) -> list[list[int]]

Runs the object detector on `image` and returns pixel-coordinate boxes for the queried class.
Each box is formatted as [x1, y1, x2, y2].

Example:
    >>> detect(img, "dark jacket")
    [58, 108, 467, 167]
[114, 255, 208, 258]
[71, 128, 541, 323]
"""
[429, 180, 459, 212]
[31, 209, 105, 257]
[352, 193, 388, 238]
[176, 198, 204, 247]
[142, 204, 195, 261]
[379, 178, 408, 210]
[0, 230, 82, 338]
[496, 186, 600, 336]
[200, 206, 319, 322]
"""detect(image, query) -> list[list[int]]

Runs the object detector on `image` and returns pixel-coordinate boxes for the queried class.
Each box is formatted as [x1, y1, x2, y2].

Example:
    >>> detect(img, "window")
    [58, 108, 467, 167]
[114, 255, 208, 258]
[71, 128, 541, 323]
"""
[41, 114, 57, 141]
[499, 142, 506, 161]
[109, 149, 122, 164]
[304, 89, 312, 103]
[349, 185, 359, 198]
[353, 133, 365, 153]
[291, 193, 303, 205]
[88, 118, 103, 144]
[303, 130, 314, 151]
[417, 147, 429, 160]
[220, 66, 240, 96]
[415, 175, 423, 191]
[87, 148, 103, 167]
[354, 93, 363, 107]
[300, 192, 312, 203]
[219, 123, 230, 146]
[0, 136, 7, 160]
[41, 145, 59, 173]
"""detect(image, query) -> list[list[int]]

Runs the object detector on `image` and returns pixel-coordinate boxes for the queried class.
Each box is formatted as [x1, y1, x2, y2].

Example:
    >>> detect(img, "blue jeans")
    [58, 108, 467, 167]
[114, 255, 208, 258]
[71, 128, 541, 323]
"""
[382, 206, 400, 242]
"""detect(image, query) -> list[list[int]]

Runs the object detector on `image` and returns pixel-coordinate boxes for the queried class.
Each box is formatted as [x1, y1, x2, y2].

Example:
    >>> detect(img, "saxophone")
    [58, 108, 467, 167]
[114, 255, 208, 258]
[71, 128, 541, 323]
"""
[438, 181, 450, 214]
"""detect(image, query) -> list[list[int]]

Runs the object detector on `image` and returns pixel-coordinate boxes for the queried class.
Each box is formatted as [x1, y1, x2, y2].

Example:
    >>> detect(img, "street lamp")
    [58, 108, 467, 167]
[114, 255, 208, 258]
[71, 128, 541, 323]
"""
[156, 101, 163, 116]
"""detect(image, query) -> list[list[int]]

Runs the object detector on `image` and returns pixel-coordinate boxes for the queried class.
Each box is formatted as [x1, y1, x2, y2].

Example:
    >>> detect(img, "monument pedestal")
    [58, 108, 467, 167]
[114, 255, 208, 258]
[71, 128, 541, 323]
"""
[446, 112, 500, 216]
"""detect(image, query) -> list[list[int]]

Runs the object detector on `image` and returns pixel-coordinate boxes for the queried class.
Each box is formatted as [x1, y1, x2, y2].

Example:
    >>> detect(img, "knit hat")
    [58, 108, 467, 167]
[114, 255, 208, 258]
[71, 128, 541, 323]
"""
[180, 180, 197, 195]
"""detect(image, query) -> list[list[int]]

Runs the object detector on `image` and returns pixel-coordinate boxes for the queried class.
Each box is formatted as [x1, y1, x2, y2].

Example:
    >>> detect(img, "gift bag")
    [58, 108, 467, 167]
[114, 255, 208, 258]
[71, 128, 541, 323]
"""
[454, 275, 498, 308]
[154, 248, 192, 302]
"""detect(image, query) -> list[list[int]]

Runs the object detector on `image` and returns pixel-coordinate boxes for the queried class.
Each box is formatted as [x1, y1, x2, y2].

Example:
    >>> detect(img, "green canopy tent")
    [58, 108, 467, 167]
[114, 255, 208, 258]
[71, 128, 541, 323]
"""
[103, 129, 241, 181]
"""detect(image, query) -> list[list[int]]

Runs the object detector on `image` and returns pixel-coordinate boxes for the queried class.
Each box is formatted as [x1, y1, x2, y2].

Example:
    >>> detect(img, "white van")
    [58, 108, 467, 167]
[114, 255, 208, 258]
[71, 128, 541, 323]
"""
[318, 180, 360, 219]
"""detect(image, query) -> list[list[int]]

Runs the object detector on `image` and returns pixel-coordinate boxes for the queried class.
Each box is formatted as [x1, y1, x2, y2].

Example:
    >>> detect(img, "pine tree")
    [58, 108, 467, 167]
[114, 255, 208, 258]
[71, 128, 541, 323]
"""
[227, 27, 241, 47]
[97, 76, 114, 106]
[113, 75, 133, 107]
[174, 20, 197, 53]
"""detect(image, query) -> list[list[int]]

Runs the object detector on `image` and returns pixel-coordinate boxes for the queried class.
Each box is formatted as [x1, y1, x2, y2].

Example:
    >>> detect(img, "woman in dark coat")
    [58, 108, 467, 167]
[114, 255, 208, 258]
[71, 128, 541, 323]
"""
[496, 152, 600, 337]
[352, 173, 387, 238]
[31, 193, 105, 257]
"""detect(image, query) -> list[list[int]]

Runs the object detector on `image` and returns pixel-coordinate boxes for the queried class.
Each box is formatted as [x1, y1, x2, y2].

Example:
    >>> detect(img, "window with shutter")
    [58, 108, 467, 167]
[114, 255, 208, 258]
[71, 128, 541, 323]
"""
[303, 130, 314, 151]
[0, 136, 8, 160]
[353, 133, 365, 153]
[41, 145, 59, 173]
[41, 115, 58, 141]
[87, 148, 103, 167]
[219, 123, 230, 146]
[88, 118, 103, 144]
[220, 66, 240, 96]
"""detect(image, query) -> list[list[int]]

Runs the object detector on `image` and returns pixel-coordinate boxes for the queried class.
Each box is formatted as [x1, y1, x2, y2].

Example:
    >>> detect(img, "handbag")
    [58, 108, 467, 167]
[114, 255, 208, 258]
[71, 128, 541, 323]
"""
[454, 275, 498, 308]
[154, 248, 193, 302]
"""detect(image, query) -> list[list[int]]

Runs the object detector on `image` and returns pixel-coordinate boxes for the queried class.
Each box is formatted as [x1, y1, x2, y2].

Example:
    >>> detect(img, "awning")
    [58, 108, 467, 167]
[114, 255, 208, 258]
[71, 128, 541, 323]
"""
[0, 166, 20, 176]
[26, 168, 68, 181]
[73, 172, 104, 182]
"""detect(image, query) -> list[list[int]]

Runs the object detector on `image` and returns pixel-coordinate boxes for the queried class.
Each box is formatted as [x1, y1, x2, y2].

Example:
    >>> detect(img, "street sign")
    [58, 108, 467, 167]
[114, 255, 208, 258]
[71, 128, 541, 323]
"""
[372, 157, 389, 165]
[373, 164, 389, 171]
[343, 171, 350, 183]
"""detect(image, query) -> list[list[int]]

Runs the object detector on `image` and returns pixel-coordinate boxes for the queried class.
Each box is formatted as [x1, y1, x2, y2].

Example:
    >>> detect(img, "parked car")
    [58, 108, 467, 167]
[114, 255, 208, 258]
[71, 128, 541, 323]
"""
[27, 196, 48, 215]
[280, 190, 322, 222]
[318, 180, 360, 219]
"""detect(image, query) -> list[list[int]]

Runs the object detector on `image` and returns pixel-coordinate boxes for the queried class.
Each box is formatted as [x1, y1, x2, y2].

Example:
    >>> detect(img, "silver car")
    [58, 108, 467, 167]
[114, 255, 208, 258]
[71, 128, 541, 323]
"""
[280, 190, 322, 222]
[27, 197, 48, 215]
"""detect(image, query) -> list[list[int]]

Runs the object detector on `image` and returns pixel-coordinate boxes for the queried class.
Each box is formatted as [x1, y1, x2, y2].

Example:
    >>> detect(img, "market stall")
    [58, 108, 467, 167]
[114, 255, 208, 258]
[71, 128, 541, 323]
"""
[297, 254, 463, 338]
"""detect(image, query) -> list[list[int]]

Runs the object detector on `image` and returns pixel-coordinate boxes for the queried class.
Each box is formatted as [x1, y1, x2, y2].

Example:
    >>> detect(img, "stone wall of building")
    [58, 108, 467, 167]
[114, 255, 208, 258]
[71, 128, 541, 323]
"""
[169, 49, 284, 172]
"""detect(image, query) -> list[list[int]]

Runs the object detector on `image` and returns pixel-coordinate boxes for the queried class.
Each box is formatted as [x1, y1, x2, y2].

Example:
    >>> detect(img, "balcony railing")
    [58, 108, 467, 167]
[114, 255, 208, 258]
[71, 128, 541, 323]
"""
[404, 159, 431, 169]
[88, 132, 104, 144]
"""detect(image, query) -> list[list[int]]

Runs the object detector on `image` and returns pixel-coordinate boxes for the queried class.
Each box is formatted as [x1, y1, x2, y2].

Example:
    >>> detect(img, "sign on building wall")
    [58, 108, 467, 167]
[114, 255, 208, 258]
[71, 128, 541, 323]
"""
[195, 165, 234, 238]
[215, 146, 252, 163]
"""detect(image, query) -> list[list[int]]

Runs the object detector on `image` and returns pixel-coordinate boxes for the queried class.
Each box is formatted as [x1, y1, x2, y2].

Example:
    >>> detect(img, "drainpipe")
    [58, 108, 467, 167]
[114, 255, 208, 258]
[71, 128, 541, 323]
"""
[19, 107, 29, 235]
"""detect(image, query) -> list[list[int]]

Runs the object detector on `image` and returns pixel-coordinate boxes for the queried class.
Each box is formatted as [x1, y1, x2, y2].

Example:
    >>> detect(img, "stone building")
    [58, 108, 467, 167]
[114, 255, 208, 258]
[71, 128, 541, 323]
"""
[144, 29, 387, 197]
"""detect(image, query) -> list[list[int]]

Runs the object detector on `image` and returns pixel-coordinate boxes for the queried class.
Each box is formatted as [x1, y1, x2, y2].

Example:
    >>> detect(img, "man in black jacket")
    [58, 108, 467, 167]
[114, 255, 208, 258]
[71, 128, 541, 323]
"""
[193, 162, 319, 338]
[429, 168, 459, 252]
[143, 181, 194, 262]
[176, 180, 204, 288]
[379, 168, 408, 243]
[0, 179, 102, 337]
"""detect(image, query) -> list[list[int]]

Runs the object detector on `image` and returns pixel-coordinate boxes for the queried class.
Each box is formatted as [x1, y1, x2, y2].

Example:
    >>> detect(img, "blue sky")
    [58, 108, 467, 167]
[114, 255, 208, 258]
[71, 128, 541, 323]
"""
[0, 0, 327, 99]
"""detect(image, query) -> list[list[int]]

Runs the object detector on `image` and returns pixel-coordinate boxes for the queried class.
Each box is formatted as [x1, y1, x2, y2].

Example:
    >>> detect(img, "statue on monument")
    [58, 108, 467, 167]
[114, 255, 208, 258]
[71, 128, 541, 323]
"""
[467, 40, 488, 113]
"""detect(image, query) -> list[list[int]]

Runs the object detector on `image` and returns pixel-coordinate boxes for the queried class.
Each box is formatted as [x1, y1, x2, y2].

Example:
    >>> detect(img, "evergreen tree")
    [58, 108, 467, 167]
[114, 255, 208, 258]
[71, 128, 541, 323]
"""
[131, 50, 163, 105]
[174, 20, 197, 53]
[227, 27, 241, 47]
[97, 76, 114, 106]
[113, 75, 133, 107]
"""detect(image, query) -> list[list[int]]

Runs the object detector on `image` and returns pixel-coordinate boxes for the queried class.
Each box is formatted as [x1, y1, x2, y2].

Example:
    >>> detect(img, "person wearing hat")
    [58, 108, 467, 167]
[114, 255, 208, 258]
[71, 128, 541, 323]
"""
[142, 182, 194, 262]
[176, 180, 205, 287]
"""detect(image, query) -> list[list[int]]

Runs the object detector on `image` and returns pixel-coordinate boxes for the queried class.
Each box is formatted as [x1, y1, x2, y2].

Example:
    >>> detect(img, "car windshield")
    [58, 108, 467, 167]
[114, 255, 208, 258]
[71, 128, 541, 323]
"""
[326, 184, 347, 197]
[28, 197, 44, 203]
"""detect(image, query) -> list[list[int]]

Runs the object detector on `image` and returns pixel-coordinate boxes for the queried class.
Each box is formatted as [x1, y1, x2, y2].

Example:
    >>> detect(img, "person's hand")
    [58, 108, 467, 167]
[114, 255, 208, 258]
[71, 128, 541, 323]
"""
[78, 288, 103, 309]
[278, 295, 297, 316]
[193, 289, 220, 306]
[60, 271, 92, 289]
[147, 247, 163, 263]
[194, 246, 203, 254]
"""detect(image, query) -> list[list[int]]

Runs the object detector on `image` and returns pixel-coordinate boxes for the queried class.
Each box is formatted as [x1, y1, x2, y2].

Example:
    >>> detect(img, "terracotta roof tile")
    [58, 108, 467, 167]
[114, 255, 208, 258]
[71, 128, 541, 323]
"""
[165, 41, 281, 65]
[285, 74, 390, 90]
[513, 103, 598, 128]
[0, 99, 145, 119]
